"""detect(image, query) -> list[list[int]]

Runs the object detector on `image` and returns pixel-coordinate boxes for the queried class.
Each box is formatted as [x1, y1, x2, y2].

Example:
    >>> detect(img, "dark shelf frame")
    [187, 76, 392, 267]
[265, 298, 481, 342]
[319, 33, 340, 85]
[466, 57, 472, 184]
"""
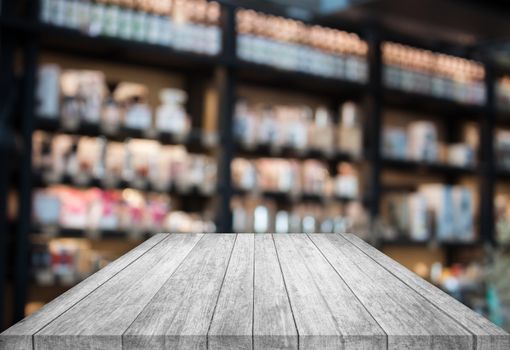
[0, 1, 18, 330]
[0, 0, 504, 328]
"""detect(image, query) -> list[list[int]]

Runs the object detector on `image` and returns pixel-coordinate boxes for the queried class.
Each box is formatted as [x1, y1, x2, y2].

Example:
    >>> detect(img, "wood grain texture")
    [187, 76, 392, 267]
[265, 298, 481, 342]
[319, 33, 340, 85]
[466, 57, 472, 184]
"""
[208, 234, 254, 350]
[0, 233, 167, 350]
[1, 233, 508, 350]
[343, 233, 510, 350]
[309, 233, 473, 349]
[273, 234, 386, 349]
[34, 233, 204, 350]
[123, 233, 236, 350]
[253, 234, 298, 350]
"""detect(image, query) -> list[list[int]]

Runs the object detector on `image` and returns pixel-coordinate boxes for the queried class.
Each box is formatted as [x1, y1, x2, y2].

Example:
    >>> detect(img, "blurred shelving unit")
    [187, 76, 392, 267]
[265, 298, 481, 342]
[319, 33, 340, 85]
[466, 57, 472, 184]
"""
[0, 0, 507, 331]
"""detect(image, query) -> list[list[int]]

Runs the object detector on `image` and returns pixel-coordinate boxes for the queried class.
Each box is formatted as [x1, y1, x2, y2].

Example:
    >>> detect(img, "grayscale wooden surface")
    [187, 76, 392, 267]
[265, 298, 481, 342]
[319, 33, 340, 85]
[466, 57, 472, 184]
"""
[1, 233, 509, 350]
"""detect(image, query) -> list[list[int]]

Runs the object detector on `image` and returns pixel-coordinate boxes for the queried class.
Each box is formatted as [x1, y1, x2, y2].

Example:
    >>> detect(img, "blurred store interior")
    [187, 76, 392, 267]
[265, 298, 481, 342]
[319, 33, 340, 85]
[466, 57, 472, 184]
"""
[1, 0, 510, 332]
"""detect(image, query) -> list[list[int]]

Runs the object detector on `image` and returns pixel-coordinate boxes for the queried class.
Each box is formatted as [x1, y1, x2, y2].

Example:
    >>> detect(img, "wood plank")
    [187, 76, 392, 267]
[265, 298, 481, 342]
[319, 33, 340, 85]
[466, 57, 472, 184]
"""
[123, 233, 236, 350]
[273, 234, 386, 349]
[208, 234, 254, 350]
[343, 233, 510, 350]
[309, 233, 474, 349]
[0, 233, 167, 350]
[253, 234, 298, 350]
[33, 233, 204, 350]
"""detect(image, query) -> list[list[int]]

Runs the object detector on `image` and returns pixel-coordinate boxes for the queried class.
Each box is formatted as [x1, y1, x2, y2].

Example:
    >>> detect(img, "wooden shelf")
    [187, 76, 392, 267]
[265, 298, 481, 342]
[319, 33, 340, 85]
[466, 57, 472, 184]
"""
[496, 110, 510, 127]
[35, 118, 215, 152]
[233, 188, 363, 204]
[497, 167, 510, 179]
[36, 22, 220, 73]
[236, 59, 366, 98]
[382, 158, 477, 175]
[33, 173, 217, 199]
[235, 142, 358, 163]
[3, 234, 506, 349]
[383, 88, 483, 118]
[379, 238, 482, 248]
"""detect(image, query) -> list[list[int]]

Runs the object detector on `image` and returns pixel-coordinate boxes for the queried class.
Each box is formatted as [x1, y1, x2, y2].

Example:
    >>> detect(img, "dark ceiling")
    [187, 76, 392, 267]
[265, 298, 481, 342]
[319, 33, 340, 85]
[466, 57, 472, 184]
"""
[317, 0, 510, 46]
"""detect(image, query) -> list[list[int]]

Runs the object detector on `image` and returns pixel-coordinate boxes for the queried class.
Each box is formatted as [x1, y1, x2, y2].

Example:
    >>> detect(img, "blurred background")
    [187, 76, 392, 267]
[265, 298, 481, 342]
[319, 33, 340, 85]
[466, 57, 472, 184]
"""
[1, 0, 510, 332]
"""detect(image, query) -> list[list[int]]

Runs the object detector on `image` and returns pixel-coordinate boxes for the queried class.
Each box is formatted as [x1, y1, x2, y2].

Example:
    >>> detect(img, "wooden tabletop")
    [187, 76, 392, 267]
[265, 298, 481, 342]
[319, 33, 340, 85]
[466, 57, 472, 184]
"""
[1, 233, 509, 350]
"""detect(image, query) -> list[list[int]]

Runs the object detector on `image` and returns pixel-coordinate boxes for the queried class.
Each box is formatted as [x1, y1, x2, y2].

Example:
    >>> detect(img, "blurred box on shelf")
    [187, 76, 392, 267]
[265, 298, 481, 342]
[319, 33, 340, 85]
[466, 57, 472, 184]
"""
[232, 157, 360, 200]
[31, 238, 108, 286]
[155, 88, 190, 136]
[234, 99, 363, 158]
[447, 143, 475, 167]
[60, 69, 106, 127]
[408, 192, 429, 241]
[383, 126, 408, 160]
[118, 82, 152, 132]
[383, 119, 477, 167]
[497, 77, 510, 112]
[231, 195, 368, 236]
[334, 163, 359, 199]
[337, 102, 363, 158]
[30, 236, 160, 290]
[36, 64, 61, 118]
[496, 130, 510, 170]
[495, 194, 510, 246]
[382, 193, 410, 236]
[419, 184, 456, 241]
[383, 184, 475, 242]
[408, 121, 438, 162]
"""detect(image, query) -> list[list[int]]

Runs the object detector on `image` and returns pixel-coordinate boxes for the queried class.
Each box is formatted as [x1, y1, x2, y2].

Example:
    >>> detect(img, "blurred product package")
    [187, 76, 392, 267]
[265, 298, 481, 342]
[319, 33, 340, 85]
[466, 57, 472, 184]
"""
[497, 76, 510, 112]
[31, 238, 107, 286]
[496, 129, 510, 170]
[234, 100, 363, 158]
[383, 126, 408, 159]
[32, 185, 216, 238]
[383, 184, 475, 242]
[33, 131, 217, 195]
[232, 157, 360, 200]
[383, 120, 477, 167]
[408, 121, 438, 161]
[495, 194, 510, 246]
[35, 63, 194, 140]
[231, 195, 368, 236]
